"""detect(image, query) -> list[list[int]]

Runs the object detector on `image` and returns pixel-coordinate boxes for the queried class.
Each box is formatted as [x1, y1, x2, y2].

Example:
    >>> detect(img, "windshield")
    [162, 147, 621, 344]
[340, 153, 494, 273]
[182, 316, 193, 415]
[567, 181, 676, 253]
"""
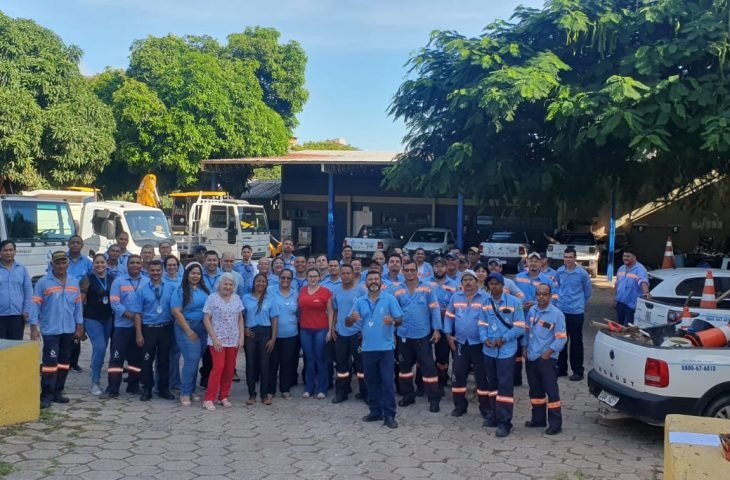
[557, 233, 596, 245]
[487, 231, 526, 243]
[2, 200, 76, 243]
[358, 226, 394, 238]
[238, 206, 269, 233]
[410, 231, 445, 243]
[124, 210, 172, 243]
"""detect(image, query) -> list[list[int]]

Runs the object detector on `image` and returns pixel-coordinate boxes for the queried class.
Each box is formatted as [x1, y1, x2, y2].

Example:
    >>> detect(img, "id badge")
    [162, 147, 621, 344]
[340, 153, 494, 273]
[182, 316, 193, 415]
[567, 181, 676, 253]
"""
[102, 296, 109, 305]
[156, 305, 162, 314]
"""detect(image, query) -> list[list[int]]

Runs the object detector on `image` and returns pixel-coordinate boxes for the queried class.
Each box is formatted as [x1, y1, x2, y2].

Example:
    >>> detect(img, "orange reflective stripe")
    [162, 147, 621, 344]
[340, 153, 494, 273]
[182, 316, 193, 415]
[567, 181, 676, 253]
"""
[422, 376, 438, 384]
[356, 373, 365, 379]
[399, 372, 414, 378]
[41, 366, 58, 373]
[428, 302, 439, 309]
[487, 390, 498, 396]
[108, 367, 124, 374]
[453, 302, 467, 308]
[548, 401, 562, 409]
[120, 285, 135, 292]
[451, 387, 467, 394]
[530, 398, 547, 405]
[478, 321, 488, 327]
[336, 372, 350, 378]
[445, 311, 456, 318]
[109, 295, 120, 302]
[513, 321, 526, 328]
[476, 389, 490, 396]
[127, 366, 142, 373]
[32, 296, 43, 304]
[394, 289, 406, 296]
[555, 332, 567, 339]
[65, 286, 79, 293]
[75, 295, 82, 303]
[57, 364, 70, 370]
[496, 395, 514, 404]
[43, 286, 63, 295]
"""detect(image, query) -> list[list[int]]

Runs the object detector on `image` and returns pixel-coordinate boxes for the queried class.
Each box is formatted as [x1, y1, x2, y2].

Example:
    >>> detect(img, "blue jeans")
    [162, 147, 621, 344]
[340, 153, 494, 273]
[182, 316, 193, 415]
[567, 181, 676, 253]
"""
[362, 350, 396, 419]
[169, 343, 182, 391]
[175, 321, 208, 396]
[300, 328, 329, 395]
[616, 302, 635, 326]
[84, 318, 113, 385]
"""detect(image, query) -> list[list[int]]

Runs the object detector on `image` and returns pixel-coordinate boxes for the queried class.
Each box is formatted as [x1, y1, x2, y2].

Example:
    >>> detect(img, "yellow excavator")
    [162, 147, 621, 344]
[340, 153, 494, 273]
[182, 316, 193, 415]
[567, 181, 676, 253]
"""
[136, 174, 162, 208]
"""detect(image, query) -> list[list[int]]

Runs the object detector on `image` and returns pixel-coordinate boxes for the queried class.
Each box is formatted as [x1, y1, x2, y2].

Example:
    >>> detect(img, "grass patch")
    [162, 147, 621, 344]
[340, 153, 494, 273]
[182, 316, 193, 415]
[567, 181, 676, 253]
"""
[40, 459, 59, 477]
[556, 470, 589, 480]
[0, 461, 15, 476]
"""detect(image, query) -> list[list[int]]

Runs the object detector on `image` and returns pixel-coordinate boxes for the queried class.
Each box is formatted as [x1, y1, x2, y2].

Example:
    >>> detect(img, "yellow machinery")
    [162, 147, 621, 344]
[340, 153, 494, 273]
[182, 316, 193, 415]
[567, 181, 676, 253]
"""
[136, 174, 162, 208]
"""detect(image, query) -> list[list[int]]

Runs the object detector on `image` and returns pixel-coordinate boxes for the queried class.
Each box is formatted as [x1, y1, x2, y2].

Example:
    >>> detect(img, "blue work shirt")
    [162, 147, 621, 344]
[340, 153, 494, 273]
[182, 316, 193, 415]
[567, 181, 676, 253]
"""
[293, 275, 308, 291]
[170, 285, 208, 323]
[382, 272, 404, 290]
[390, 281, 442, 339]
[479, 293, 526, 359]
[503, 277, 525, 301]
[615, 262, 649, 310]
[233, 261, 257, 294]
[110, 275, 148, 328]
[447, 271, 462, 284]
[269, 286, 298, 338]
[163, 274, 182, 288]
[267, 273, 280, 289]
[515, 271, 558, 303]
[30, 273, 83, 334]
[417, 262, 434, 280]
[321, 276, 342, 291]
[351, 292, 404, 352]
[429, 277, 459, 311]
[444, 290, 489, 345]
[556, 265, 592, 314]
[523, 303, 567, 361]
[105, 259, 126, 277]
[541, 267, 558, 282]
[0, 261, 32, 316]
[48, 253, 92, 281]
[138, 280, 173, 325]
[332, 284, 367, 337]
[202, 269, 222, 293]
[243, 293, 279, 328]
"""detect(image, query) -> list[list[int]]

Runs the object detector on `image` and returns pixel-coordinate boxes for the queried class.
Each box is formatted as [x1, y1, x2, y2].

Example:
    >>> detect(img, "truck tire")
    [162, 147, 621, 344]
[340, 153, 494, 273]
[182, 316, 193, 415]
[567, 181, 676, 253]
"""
[704, 394, 730, 419]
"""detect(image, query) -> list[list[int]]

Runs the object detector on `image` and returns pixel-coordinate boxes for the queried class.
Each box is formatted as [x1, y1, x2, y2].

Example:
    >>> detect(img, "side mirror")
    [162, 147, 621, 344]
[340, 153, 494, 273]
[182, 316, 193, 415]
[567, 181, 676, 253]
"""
[227, 221, 237, 244]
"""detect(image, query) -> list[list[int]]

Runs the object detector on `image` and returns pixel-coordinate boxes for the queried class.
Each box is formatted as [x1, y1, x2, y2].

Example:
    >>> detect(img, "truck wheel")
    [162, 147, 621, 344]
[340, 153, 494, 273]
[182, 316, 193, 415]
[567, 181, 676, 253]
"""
[704, 394, 730, 419]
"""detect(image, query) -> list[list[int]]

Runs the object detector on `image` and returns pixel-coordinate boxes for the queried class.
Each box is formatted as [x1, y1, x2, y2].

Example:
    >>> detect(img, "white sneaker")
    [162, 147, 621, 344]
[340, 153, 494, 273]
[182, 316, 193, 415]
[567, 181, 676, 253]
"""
[90, 384, 103, 396]
[316, 392, 326, 400]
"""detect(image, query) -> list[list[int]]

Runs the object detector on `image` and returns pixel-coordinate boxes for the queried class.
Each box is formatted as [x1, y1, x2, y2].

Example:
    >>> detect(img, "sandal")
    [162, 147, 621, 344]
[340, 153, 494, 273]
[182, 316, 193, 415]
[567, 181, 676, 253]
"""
[219, 398, 232, 408]
[203, 400, 216, 411]
[246, 396, 256, 406]
[263, 395, 273, 405]
[180, 396, 192, 407]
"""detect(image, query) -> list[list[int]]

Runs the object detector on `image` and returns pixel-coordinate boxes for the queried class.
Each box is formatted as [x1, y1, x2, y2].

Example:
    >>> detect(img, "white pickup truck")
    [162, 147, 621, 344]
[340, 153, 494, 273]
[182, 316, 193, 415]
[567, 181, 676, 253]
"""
[634, 268, 730, 328]
[342, 225, 402, 259]
[546, 231, 600, 278]
[588, 329, 730, 425]
[479, 231, 530, 271]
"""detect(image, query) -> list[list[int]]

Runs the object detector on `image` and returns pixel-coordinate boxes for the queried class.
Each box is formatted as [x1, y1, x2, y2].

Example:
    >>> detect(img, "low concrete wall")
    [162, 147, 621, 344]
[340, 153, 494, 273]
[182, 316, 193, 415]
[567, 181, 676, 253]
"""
[664, 414, 730, 479]
[0, 340, 40, 427]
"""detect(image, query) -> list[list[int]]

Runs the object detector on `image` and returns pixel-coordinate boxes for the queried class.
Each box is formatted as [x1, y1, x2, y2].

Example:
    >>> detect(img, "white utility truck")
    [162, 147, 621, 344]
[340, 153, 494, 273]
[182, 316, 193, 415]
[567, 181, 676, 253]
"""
[0, 195, 76, 280]
[546, 231, 600, 278]
[171, 193, 269, 259]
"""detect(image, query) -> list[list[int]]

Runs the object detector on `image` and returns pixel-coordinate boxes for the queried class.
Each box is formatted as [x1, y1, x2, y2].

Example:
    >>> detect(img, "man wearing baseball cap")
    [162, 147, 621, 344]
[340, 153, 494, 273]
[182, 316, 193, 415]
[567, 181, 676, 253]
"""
[30, 251, 84, 408]
[486, 258, 525, 302]
[466, 247, 480, 270]
[444, 253, 461, 284]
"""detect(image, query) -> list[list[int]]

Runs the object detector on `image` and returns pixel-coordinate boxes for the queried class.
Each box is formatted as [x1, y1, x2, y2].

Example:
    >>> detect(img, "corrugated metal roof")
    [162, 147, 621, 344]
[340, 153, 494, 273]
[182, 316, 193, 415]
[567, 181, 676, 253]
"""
[239, 180, 281, 200]
[203, 150, 401, 168]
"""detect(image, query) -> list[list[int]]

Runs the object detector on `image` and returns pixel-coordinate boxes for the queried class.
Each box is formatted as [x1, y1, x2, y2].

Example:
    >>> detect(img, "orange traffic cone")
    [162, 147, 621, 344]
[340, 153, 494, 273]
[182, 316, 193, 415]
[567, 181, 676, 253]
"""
[699, 271, 717, 309]
[679, 306, 692, 329]
[661, 235, 675, 269]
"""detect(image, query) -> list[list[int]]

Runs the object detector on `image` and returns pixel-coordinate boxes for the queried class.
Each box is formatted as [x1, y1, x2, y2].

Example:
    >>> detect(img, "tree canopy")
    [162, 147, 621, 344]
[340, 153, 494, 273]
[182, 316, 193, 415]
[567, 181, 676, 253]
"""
[90, 30, 307, 195]
[0, 12, 115, 190]
[387, 0, 730, 221]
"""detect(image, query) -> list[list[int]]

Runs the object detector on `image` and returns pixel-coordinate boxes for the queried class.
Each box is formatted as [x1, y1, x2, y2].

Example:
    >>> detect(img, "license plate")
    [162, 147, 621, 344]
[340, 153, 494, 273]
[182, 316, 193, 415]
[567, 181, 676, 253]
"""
[598, 390, 620, 407]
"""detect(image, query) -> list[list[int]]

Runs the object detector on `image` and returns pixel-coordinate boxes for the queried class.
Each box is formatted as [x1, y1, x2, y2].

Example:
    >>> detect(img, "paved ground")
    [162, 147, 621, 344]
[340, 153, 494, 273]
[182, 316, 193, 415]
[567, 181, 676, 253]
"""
[0, 279, 664, 480]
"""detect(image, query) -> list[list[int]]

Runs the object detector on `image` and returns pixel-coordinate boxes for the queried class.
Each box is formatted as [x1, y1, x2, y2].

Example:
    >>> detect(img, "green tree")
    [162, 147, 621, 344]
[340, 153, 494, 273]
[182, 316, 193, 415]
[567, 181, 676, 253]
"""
[0, 12, 115, 189]
[388, 0, 730, 222]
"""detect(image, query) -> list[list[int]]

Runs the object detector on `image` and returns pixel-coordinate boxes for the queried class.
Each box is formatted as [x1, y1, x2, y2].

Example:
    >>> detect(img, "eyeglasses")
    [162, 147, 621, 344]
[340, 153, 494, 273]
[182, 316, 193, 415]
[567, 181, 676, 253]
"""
[402, 268, 417, 273]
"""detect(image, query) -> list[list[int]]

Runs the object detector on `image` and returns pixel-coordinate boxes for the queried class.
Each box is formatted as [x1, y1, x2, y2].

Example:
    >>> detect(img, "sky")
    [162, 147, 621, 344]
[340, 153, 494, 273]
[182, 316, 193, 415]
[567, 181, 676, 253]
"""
[3, 0, 544, 151]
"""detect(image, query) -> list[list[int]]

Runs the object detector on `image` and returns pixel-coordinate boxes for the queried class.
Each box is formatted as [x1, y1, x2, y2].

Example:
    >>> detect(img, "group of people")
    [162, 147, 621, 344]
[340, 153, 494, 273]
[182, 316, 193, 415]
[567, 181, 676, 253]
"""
[0, 232, 652, 436]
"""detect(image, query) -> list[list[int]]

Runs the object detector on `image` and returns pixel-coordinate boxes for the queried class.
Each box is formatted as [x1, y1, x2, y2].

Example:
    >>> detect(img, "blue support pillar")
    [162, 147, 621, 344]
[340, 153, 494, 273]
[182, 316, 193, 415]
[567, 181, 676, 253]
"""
[456, 193, 464, 251]
[607, 190, 616, 282]
[210, 172, 217, 191]
[327, 172, 335, 259]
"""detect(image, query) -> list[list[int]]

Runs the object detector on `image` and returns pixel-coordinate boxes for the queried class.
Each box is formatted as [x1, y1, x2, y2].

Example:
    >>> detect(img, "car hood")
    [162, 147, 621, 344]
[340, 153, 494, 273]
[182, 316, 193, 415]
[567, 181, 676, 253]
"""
[404, 241, 445, 250]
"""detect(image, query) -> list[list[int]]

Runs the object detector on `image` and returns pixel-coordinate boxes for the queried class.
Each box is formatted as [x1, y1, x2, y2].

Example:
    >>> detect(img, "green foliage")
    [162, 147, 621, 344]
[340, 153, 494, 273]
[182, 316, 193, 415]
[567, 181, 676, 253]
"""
[0, 12, 115, 190]
[91, 31, 300, 195]
[292, 140, 358, 151]
[388, 0, 730, 219]
[0, 460, 15, 477]
[252, 165, 282, 180]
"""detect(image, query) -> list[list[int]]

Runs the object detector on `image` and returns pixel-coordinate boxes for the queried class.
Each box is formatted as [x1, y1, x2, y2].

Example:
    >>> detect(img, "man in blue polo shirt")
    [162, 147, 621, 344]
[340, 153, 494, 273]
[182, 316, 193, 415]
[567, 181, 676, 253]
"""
[348, 270, 404, 429]
[614, 247, 650, 326]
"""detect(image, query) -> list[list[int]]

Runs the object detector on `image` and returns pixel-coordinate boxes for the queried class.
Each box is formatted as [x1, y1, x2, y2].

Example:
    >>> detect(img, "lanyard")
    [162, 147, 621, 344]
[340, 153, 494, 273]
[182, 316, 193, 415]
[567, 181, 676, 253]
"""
[95, 274, 108, 292]
[151, 282, 164, 301]
[129, 278, 141, 291]
[363, 296, 383, 326]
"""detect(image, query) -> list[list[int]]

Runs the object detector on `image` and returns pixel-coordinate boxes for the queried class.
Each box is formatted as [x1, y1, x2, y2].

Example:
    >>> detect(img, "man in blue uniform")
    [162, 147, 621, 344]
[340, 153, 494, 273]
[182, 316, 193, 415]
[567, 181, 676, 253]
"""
[444, 269, 491, 419]
[349, 270, 404, 429]
[429, 257, 458, 395]
[136, 260, 176, 401]
[0, 240, 32, 340]
[614, 247, 650, 326]
[524, 283, 567, 435]
[480, 272, 526, 437]
[390, 260, 442, 413]
[30, 251, 84, 408]
[234, 244, 258, 292]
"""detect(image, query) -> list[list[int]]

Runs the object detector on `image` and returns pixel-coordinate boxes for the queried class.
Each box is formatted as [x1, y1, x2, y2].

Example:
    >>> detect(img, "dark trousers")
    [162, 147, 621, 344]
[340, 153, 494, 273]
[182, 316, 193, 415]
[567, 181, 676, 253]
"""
[513, 341, 524, 386]
[244, 326, 272, 398]
[334, 333, 366, 399]
[434, 335, 450, 388]
[41, 333, 73, 401]
[140, 323, 173, 394]
[616, 302, 634, 326]
[484, 355, 515, 429]
[451, 343, 489, 417]
[362, 350, 396, 419]
[397, 335, 439, 403]
[0, 315, 25, 340]
[108, 326, 142, 394]
[558, 313, 585, 376]
[70, 338, 81, 368]
[200, 347, 212, 386]
[526, 358, 562, 430]
[269, 335, 299, 395]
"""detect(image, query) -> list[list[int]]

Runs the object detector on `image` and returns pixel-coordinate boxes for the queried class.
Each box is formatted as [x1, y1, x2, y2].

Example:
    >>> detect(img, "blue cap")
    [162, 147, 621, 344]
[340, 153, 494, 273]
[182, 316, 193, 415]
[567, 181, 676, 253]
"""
[194, 245, 207, 254]
[486, 272, 504, 285]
